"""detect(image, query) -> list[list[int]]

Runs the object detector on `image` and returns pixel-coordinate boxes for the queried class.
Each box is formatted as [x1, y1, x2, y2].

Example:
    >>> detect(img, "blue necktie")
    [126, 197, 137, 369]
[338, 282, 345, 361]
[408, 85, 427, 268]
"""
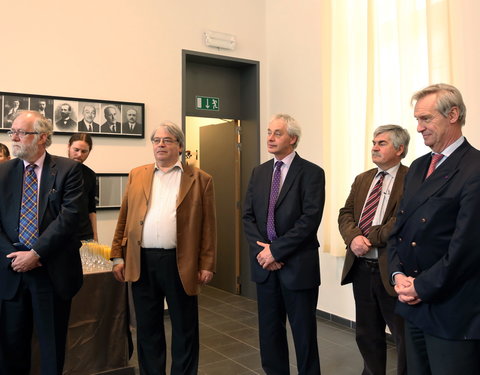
[19, 164, 38, 248]
[267, 161, 283, 241]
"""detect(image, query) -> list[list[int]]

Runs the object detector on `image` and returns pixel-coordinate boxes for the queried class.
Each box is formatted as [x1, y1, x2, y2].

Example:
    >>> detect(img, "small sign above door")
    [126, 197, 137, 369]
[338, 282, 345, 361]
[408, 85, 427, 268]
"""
[195, 96, 220, 111]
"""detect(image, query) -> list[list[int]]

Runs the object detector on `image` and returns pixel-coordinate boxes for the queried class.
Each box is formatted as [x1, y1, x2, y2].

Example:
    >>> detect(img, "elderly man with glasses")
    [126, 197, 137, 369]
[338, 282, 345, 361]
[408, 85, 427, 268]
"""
[111, 121, 217, 375]
[0, 111, 83, 375]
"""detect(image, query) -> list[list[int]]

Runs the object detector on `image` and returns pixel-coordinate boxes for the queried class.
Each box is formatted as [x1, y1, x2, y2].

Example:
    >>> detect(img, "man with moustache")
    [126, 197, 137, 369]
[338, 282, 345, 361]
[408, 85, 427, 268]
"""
[101, 105, 121, 133]
[0, 111, 83, 375]
[339, 125, 409, 375]
[55, 103, 77, 130]
[122, 108, 142, 135]
[243, 114, 325, 374]
[111, 121, 216, 374]
[389, 84, 480, 374]
[78, 104, 100, 133]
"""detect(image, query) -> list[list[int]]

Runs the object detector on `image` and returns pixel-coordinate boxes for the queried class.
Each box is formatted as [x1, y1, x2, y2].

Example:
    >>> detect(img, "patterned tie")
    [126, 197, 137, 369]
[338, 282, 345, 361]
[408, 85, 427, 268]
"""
[426, 153, 444, 179]
[267, 161, 283, 241]
[358, 172, 385, 236]
[19, 164, 39, 248]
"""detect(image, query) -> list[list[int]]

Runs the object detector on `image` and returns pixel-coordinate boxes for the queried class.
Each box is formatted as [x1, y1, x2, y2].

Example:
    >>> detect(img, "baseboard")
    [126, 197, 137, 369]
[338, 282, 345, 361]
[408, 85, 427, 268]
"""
[316, 309, 394, 342]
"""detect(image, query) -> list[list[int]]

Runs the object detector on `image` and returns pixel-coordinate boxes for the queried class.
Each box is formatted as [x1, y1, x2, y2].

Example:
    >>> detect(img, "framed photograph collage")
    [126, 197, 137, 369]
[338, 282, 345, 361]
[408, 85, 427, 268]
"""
[1, 91, 145, 138]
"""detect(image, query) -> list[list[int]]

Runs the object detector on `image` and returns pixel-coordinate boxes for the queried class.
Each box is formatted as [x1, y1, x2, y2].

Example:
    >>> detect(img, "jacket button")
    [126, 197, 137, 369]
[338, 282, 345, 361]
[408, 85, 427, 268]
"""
[137, 241, 141, 245]
[399, 210, 405, 214]
[421, 218, 427, 223]
[411, 242, 417, 247]
[398, 237, 403, 242]
[140, 220, 144, 225]
[413, 269, 418, 274]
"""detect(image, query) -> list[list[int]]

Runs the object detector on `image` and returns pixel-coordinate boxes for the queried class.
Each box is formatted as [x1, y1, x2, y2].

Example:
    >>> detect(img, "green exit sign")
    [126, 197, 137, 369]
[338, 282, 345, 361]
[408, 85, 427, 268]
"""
[195, 96, 220, 111]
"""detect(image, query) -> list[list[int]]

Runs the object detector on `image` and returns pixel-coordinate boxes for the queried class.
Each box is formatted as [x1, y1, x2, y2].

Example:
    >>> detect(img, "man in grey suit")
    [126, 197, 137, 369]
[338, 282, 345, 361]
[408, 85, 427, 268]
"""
[339, 125, 409, 375]
[243, 114, 325, 374]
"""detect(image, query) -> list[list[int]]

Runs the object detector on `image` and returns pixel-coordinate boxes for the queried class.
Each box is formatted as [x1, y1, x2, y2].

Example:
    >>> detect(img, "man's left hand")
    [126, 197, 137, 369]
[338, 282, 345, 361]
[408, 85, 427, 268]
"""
[198, 270, 213, 285]
[7, 251, 42, 272]
[256, 241, 277, 269]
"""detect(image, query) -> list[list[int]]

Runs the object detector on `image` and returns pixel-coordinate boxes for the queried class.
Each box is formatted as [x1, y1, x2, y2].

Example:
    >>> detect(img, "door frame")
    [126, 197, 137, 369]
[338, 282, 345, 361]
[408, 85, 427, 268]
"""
[182, 50, 260, 299]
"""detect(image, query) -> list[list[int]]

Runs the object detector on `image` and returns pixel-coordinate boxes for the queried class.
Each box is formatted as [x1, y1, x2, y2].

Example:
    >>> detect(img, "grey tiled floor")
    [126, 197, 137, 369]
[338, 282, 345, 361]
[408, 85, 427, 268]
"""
[130, 286, 398, 374]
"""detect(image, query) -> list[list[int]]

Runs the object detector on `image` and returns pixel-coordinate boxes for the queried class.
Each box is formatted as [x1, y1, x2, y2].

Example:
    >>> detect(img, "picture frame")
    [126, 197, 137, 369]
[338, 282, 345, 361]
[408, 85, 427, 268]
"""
[95, 173, 129, 210]
[1, 91, 144, 138]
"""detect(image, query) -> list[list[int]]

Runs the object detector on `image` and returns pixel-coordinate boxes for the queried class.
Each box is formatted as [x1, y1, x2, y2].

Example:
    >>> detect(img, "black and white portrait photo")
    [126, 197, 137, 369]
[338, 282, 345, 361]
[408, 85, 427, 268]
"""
[54, 100, 78, 131]
[121, 105, 143, 135]
[30, 97, 54, 123]
[3, 95, 29, 128]
[78, 102, 101, 133]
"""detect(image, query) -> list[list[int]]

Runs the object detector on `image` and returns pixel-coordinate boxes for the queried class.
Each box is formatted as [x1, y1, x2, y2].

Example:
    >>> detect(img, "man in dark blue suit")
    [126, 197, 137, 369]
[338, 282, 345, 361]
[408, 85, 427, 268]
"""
[243, 114, 325, 374]
[0, 111, 84, 375]
[389, 84, 480, 374]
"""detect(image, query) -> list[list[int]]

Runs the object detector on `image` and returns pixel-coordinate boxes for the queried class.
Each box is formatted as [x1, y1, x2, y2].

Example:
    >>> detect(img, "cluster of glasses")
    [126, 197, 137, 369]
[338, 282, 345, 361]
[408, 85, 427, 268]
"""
[80, 241, 113, 273]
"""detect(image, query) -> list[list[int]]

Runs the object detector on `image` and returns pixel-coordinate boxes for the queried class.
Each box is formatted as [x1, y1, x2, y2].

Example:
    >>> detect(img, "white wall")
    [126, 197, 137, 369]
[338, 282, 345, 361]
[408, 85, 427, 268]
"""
[265, 0, 480, 321]
[0, 0, 267, 244]
[2, 0, 479, 321]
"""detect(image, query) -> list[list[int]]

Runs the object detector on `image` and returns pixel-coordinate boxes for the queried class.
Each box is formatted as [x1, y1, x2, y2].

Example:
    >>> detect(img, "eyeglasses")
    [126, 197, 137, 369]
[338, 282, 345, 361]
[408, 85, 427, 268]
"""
[151, 137, 178, 145]
[7, 130, 39, 138]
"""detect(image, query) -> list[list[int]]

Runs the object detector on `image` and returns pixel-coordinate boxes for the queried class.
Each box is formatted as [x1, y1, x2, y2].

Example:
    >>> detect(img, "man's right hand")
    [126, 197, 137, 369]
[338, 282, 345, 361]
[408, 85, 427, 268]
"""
[350, 235, 371, 257]
[112, 263, 125, 282]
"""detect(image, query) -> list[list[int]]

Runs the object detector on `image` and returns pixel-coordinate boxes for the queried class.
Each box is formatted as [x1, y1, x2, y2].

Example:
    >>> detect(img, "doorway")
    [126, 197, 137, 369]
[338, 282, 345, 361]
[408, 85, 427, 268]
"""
[182, 50, 259, 299]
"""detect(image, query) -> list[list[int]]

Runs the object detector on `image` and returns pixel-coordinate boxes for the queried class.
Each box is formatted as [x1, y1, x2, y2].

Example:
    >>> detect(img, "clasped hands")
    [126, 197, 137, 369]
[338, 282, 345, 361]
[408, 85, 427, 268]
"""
[394, 273, 421, 305]
[256, 241, 283, 271]
[7, 251, 42, 273]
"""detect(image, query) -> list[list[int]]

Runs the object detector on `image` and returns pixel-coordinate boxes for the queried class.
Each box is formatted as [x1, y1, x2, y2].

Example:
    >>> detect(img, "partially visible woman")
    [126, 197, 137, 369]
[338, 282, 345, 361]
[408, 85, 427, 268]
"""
[0, 143, 10, 163]
[68, 133, 98, 241]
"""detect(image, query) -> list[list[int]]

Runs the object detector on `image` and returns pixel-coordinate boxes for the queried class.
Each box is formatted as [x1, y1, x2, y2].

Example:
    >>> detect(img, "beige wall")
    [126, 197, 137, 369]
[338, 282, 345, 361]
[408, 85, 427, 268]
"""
[1, 0, 479, 321]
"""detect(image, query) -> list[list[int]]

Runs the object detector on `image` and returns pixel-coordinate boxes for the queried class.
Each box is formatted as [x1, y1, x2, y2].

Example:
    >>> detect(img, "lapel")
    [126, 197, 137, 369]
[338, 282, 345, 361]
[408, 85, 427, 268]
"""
[276, 153, 301, 208]
[397, 141, 471, 227]
[177, 163, 194, 208]
[11, 159, 24, 227]
[142, 164, 155, 202]
[38, 153, 56, 225]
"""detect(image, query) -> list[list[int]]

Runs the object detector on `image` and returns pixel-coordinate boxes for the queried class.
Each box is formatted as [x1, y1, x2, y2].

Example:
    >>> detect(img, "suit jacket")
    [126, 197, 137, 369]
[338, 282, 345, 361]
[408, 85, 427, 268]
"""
[388, 140, 480, 340]
[78, 119, 100, 132]
[243, 153, 325, 290]
[339, 164, 408, 296]
[55, 118, 77, 130]
[122, 122, 142, 135]
[101, 122, 121, 133]
[0, 153, 84, 300]
[110, 162, 216, 296]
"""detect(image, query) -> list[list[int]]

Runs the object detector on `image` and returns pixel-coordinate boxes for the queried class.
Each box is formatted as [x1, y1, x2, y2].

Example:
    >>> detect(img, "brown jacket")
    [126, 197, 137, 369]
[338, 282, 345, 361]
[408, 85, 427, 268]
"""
[338, 164, 408, 296]
[111, 162, 216, 296]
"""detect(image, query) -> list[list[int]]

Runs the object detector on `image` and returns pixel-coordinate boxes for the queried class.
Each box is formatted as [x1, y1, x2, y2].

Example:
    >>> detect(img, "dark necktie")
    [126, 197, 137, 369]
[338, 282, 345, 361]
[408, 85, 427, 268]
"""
[426, 153, 444, 178]
[19, 164, 39, 248]
[267, 161, 283, 241]
[358, 172, 385, 236]
[111, 125, 116, 132]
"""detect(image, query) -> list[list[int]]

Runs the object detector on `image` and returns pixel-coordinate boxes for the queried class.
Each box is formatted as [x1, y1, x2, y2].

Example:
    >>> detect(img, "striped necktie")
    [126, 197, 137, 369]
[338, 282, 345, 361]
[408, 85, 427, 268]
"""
[358, 172, 385, 236]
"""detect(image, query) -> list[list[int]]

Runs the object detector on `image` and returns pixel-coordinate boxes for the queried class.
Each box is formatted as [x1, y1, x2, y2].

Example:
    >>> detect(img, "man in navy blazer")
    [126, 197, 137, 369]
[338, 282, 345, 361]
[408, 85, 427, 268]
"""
[0, 111, 84, 375]
[243, 114, 325, 374]
[389, 84, 480, 374]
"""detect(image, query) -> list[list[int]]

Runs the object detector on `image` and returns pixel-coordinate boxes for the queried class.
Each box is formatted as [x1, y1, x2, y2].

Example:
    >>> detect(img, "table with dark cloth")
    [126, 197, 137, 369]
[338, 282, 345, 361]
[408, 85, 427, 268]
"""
[32, 271, 134, 375]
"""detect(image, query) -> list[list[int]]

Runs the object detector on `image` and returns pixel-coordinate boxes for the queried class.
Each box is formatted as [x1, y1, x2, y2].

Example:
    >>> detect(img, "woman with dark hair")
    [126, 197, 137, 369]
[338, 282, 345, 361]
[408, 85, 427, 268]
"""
[0, 143, 10, 163]
[68, 133, 98, 241]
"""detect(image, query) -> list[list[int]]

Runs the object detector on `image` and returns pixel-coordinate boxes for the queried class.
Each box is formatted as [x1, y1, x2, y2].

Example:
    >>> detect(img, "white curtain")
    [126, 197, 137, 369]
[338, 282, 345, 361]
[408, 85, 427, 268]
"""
[319, 0, 452, 256]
